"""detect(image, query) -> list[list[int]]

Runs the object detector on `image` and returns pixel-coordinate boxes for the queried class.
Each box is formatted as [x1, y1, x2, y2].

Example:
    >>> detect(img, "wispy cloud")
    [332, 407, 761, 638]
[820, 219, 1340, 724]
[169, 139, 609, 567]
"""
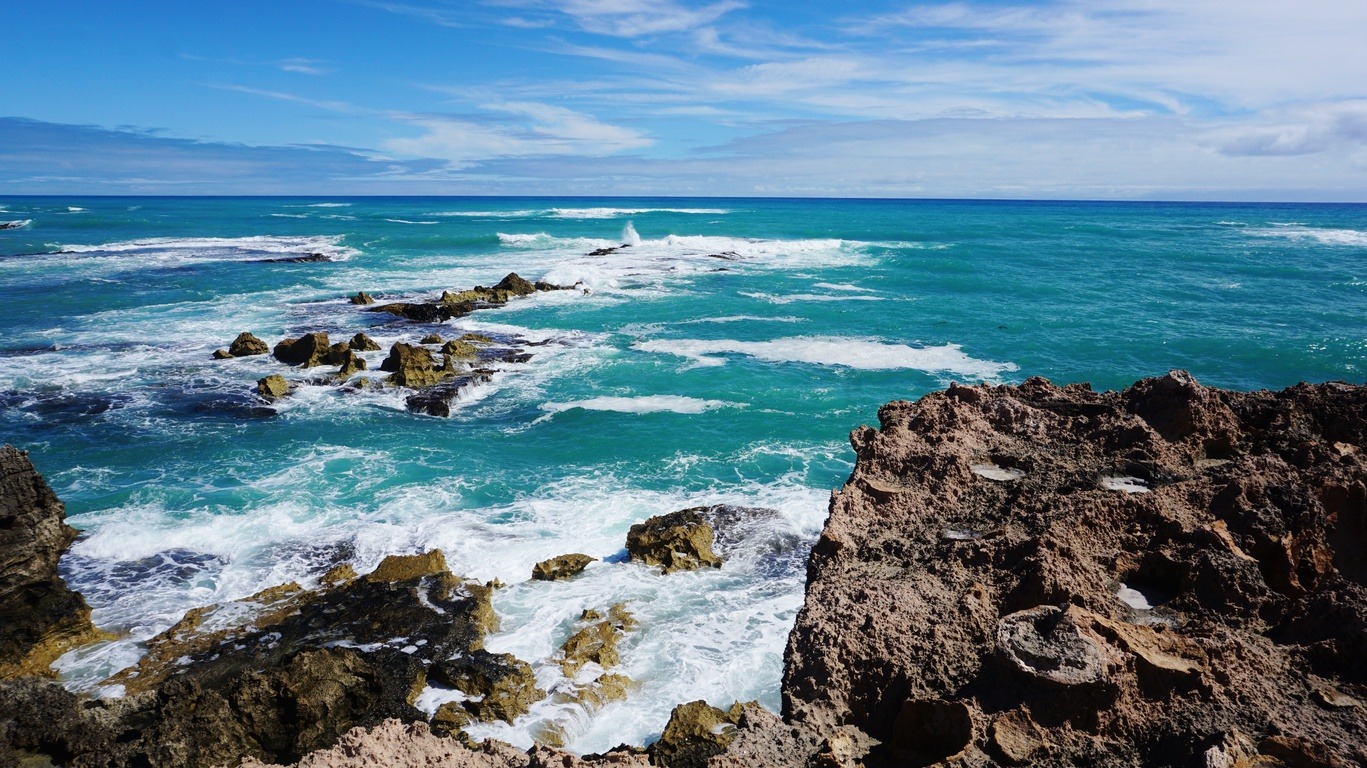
[277, 58, 333, 75]
[385, 100, 652, 165]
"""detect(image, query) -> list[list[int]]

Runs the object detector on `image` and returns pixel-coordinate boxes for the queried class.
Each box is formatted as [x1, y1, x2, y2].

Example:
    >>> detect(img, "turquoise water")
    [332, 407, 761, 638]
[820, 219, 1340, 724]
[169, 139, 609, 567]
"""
[1, 197, 1364, 748]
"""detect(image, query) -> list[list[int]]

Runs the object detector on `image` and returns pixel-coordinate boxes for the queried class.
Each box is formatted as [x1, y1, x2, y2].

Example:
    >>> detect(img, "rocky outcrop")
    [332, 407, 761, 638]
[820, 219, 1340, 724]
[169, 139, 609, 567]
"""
[782, 372, 1367, 766]
[420, 333, 444, 345]
[650, 700, 748, 768]
[0, 549, 508, 767]
[625, 509, 723, 573]
[371, 273, 571, 323]
[349, 292, 374, 305]
[230, 332, 269, 357]
[380, 342, 452, 388]
[256, 374, 290, 400]
[349, 332, 381, 352]
[430, 651, 544, 723]
[531, 553, 594, 581]
[272, 332, 330, 367]
[0, 446, 104, 679]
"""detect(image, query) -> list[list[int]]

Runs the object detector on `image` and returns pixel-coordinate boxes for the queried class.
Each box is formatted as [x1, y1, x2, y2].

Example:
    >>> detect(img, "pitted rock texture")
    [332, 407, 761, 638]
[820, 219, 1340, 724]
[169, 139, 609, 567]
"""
[0, 446, 104, 679]
[784, 371, 1367, 767]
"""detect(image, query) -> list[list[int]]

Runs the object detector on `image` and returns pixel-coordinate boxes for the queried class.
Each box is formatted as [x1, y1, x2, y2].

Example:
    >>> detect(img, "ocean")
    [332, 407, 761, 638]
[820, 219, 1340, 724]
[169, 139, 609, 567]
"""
[1, 196, 1364, 750]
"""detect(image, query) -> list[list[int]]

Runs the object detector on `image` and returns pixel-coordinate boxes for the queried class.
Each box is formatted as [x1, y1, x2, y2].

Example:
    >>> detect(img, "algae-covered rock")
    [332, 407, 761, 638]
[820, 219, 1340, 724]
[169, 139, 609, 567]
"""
[325, 341, 351, 365]
[0, 446, 106, 679]
[257, 374, 290, 400]
[350, 291, 374, 305]
[365, 550, 449, 583]
[212, 348, 233, 359]
[272, 332, 330, 367]
[625, 510, 722, 573]
[441, 339, 479, 360]
[459, 333, 493, 345]
[558, 603, 636, 677]
[229, 332, 269, 357]
[493, 272, 537, 296]
[419, 333, 443, 345]
[532, 553, 595, 581]
[651, 700, 746, 768]
[379, 343, 452, 388]
[349, 332, 382, 352]
[430, 650, 545, 723]
[430, 701, 473, 737]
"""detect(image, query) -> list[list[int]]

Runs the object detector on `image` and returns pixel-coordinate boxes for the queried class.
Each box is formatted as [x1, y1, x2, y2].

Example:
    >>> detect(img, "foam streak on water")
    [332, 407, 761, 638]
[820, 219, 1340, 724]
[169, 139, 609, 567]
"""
[2, 196, 1363, 753]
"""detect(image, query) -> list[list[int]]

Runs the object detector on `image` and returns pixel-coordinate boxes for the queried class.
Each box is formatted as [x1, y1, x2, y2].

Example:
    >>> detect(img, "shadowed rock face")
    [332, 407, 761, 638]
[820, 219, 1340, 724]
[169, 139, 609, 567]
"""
[784, 372, 1367, 767]
[0, 446, 105, 680]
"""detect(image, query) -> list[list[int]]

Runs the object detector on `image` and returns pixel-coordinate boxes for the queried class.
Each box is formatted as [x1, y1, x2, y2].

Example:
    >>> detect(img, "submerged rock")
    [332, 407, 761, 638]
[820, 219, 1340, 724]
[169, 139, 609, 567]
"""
[272, 332, 330, 367]
[0, 446, 105, 679]
[625, 509, 722, 573]
[531, 553, 595, 581]
[557, 603, 636, 677]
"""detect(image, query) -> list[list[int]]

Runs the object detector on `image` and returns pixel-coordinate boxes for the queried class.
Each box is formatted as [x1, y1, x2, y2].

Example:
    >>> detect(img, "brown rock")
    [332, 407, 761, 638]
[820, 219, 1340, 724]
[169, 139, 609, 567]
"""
[429, 650, 545, 723]
[257, 374, 290, 400]
[212, 348, 232, 359]
[420, 333, 443, 345]
[379, 342, 452, 388]
[442, 339, 479, 360]
[272, 332, 330, 367]
[336, 349, 366, 378]
[531, 553, 594, 581]
[349, 332, 381, 352]
[229, 332, 269, 357]
[651, 700, 745, 768]
[0, 446, 106, 679]
[350, 291, 374, 305]
[625, 510, 722, 573]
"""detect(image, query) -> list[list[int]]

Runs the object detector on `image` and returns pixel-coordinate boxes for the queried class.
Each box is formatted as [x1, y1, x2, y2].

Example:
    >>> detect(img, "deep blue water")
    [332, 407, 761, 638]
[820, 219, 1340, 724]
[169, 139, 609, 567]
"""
[1, 196, 1363, 749]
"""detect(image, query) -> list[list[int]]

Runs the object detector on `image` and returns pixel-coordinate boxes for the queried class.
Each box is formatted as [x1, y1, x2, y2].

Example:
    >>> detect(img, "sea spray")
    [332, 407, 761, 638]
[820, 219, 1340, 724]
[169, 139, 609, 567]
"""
[621, 221, 641, 246]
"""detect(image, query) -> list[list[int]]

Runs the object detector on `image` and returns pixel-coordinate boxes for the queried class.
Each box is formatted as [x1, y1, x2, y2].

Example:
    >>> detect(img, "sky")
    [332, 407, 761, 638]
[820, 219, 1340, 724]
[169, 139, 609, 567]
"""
[4, 0, 1367, 199]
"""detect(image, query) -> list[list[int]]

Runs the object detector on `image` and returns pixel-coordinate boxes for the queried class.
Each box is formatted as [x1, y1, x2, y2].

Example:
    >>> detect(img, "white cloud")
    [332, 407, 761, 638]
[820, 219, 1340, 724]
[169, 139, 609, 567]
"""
[385, 101, 652, 165]
[276, 58, 333, 75]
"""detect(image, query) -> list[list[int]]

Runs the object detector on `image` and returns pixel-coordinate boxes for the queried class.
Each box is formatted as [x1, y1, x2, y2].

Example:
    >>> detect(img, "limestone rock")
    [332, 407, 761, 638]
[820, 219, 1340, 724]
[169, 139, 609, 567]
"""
[272, 332, 330, 367]
[429, 650, 545, 723]
[349, 291, 374, 305]
[442, 339, 479, 360]
[229, 332, 269, 357]
[336, 349, 366, 378]
[557, 603, 636, 677]
[257, 374, 290, 400]
[0, 446, 105, 679]
[379, 342, 451, 388]
[349, 332, 381, 352]
[625, 509, 722, 573]
[650, 700, 746, 768]
[420, 333, 443, 345]
[212, 348, 232, 359]
[531, 553, 595, 581]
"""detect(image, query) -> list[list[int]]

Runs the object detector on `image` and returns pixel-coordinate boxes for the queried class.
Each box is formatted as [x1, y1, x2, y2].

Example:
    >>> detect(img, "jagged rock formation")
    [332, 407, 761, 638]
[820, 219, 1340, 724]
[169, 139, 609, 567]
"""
[531, 553, 595, 581]
[256, 374, 289, 400]
[271, 332, 331, 367]
[626, 509, 723, 573]
[371, 273, 572, 323]
[784, 371, 1367, 766]
[0, 446, 105, 679]
[230, 332, 269, 357]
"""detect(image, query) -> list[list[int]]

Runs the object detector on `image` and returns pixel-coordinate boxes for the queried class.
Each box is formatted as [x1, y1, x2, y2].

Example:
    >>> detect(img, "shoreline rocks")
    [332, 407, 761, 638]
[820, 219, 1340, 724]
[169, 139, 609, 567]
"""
[625, 509, 722, 573]
[0, 446, 106, 680]
[531, 553, 595, 581]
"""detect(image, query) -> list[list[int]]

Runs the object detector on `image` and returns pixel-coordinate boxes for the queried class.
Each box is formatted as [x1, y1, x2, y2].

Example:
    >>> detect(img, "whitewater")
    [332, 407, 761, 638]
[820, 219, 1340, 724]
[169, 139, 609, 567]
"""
[0, 196, 1363, 752]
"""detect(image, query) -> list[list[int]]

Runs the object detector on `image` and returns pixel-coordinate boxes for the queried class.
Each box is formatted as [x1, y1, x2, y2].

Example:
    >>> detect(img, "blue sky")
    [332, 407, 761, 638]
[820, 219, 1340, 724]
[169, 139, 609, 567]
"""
[5, 0, 1367, 198]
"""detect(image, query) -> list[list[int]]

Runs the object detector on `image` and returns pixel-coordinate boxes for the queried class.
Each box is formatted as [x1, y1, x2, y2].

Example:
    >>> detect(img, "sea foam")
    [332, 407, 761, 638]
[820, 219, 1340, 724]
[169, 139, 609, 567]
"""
[634, 336, 1018, 378]
[540, 395, 743, 415]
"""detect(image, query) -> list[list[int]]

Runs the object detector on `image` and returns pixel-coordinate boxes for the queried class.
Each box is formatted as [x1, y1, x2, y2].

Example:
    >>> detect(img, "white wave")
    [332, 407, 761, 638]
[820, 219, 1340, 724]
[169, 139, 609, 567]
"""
[1249, 225, 1367, 247]
[740, 291, 885, 304]
[812, 282, 874, 293]
[550, 207, 730, 219]
[431, 210, 543, 218]
[634, 336, 1018, 378]
[621, 221, 641, 246]
[52, 235, 360, 261]
[2, 219, 33, 230]
[540, 395, 743, 415]
[304, 202, 351, 208]
[498, 232, 617, 250]
[67, 206, 86, 212]
[384, 218, 439, 225]
[268, 213, 310, 218]
[678, 315, 804, 325]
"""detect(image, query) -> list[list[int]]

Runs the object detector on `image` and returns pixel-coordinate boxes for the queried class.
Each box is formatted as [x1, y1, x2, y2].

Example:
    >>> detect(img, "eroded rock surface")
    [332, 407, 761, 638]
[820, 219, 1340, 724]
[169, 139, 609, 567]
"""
[784, 372, 1367, 766]
[0, 446, 104, 679]
[625, 509, 722, 573]
[531, 553, 595, 581]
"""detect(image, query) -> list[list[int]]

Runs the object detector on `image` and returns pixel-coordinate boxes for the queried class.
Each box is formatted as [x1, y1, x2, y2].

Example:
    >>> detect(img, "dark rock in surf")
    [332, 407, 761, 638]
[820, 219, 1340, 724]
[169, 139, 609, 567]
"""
[260, 252, 330, 263]
[256, 375, 290, 400]
[379, 343, 450, 389]
[228, 332, 269, 357]
[625, 510, 722, 573]
[211, 348, 232, 360]
[336, 350, 366, 378]
[403, 370, 493, 417]
[419, 334, 443, 345]
[272, 332, 330, 367]
[349, 292, 374, 305]
[349, 332, 381, 352]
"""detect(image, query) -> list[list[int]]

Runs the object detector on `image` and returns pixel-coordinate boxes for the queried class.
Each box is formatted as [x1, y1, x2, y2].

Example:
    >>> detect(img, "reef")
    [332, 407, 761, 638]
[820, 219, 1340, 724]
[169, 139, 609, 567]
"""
[3, 371, 1365, 767]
